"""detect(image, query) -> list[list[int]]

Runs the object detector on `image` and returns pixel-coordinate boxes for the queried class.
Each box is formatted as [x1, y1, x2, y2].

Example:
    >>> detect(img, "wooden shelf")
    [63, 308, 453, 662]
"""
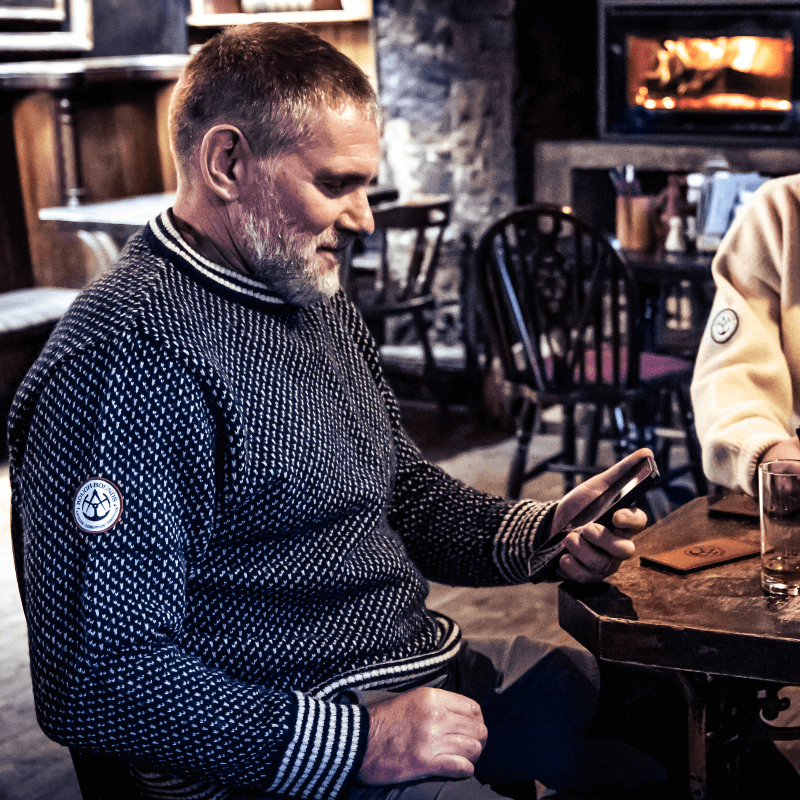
[187, 1, 376, 83]
[188, 8, 370, 26]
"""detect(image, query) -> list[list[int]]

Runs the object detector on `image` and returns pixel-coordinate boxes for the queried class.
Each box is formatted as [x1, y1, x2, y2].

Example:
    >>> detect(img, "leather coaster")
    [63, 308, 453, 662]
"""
[640, 537, 760, 573]
[707, 493, 759, 522]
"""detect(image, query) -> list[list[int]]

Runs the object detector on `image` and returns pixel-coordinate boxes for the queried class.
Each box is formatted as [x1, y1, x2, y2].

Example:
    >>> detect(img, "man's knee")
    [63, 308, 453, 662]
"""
[501, 639, 601, 725]
[461, 636, 599, 698]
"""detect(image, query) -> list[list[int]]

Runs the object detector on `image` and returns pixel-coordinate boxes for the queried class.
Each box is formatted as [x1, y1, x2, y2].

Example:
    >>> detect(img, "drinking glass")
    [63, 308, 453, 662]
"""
[759, 459, 800, 596]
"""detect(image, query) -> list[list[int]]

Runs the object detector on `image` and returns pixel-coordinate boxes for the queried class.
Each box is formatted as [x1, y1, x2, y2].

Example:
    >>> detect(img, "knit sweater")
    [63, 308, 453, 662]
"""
[691, 174, 800, 495]
[8, 211, 555, 798]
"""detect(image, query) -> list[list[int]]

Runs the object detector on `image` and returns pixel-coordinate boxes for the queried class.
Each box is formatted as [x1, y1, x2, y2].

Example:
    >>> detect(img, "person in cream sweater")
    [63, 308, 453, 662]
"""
[691, 173, 800, 495]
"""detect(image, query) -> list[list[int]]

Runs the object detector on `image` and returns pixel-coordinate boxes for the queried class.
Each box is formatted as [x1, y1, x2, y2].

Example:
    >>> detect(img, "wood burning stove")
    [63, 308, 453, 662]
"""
[599, 0, 800, 141]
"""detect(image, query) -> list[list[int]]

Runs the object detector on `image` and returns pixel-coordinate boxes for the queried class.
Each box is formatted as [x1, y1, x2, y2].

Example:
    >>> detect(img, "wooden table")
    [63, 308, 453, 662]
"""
[559, 495, 800, 799]
[0, 55, 190, 290]
[620, 249, 716, 358]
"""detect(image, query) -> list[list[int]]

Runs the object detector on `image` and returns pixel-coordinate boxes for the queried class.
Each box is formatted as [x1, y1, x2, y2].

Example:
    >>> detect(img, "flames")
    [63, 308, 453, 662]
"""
[628, 35, 793, 112]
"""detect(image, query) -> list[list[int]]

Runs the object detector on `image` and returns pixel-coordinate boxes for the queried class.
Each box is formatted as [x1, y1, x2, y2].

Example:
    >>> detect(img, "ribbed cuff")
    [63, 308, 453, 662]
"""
[492, 500, 558, 583]
[265, 692, 369, 799]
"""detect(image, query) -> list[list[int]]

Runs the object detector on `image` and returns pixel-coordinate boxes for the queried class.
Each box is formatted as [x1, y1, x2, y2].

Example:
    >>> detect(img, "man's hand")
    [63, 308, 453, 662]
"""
[550, 448, 652, 583]
[358, 687, 487, 785]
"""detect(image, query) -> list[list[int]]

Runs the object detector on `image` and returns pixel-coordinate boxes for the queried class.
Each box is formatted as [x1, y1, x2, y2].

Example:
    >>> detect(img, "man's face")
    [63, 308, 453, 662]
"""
[237, 104, 380, 306]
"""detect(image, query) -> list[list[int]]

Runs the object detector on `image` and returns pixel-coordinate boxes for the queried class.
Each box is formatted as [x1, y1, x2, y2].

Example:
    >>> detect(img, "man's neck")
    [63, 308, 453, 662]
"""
[169, 210, 248, 275]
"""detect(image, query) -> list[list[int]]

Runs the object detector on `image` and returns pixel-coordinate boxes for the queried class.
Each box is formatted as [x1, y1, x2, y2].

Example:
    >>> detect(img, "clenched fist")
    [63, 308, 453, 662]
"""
[358, 686, 488, 785]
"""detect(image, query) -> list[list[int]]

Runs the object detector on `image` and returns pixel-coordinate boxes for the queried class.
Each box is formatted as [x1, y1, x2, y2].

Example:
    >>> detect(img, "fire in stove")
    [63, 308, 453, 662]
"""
[628, 35, 793, 113]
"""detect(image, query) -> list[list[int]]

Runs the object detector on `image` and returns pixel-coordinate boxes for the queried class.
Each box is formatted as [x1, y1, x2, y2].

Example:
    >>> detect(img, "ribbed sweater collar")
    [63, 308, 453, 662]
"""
[146, 210, 296, 313]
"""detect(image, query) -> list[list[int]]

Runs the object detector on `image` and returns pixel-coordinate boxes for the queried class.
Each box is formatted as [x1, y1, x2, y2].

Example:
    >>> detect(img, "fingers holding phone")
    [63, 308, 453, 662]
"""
[527, 449, 658, 583]
[551, 448, 656, 535]
[557, 511, 642, 582]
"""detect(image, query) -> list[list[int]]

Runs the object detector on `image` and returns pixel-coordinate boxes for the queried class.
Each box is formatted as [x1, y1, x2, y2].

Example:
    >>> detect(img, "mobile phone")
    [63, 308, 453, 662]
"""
[527, 453, 660, 582]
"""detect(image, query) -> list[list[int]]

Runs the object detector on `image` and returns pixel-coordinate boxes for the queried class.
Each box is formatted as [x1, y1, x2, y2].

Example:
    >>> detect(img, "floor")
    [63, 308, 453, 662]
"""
[1, 401, 797, 798]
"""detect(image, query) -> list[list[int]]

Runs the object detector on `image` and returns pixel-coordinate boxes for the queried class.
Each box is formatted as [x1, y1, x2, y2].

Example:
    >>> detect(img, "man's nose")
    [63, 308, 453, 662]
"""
[338, 187, 374, 236]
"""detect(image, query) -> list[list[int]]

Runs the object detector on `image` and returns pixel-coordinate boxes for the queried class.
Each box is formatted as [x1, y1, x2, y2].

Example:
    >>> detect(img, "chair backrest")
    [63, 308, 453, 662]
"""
[475, 204, 642, 396]
[367, 196, 452, 304]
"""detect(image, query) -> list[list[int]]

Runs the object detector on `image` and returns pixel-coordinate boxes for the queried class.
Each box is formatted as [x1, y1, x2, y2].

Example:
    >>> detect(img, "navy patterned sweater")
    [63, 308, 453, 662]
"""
[8, 211, 555, 798]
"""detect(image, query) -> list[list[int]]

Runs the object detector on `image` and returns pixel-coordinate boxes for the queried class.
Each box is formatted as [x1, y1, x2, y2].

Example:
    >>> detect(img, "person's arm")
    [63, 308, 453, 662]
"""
[337, 294, 638, 587]
[355, 456, 651, 785]
[691, 176, 800, 495]
[13, 337, 368, 797]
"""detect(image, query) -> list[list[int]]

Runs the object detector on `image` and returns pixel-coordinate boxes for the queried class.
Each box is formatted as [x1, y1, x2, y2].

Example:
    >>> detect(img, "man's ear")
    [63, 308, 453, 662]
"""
[199, 124, 253, 202]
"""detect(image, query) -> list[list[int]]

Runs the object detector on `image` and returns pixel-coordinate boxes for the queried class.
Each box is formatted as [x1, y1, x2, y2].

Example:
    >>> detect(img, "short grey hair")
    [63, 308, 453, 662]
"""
[169, 22, 379, 177]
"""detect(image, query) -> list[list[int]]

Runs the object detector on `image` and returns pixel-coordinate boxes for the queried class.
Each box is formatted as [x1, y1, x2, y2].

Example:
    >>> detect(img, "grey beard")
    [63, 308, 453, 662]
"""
[240, 210, 341, 307]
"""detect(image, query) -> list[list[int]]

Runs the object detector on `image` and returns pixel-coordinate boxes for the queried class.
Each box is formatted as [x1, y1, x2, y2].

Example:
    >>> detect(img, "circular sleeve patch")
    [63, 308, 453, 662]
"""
[710, 309, 739, 344]
[73, 478, 123, 533]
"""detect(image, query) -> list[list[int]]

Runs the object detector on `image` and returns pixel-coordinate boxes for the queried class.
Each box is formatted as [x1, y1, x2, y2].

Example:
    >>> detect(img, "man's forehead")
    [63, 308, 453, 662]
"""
[296, 105, 380, 175]
[306, 102, 377, 138]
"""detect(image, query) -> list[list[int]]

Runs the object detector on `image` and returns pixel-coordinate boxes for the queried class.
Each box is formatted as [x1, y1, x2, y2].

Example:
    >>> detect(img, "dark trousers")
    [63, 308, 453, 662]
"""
[324, 636, 677, 800]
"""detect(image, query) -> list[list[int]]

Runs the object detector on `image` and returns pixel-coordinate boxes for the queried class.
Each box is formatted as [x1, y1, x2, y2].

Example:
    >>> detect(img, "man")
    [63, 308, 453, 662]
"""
[9, 23, 666, 800]
[691, 173, 800, 495]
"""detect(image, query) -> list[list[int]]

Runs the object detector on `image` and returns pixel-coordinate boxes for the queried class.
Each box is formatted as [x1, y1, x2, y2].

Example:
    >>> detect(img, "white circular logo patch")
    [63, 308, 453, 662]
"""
[710, 309, 739, 344]
[73, 478, 123, 533]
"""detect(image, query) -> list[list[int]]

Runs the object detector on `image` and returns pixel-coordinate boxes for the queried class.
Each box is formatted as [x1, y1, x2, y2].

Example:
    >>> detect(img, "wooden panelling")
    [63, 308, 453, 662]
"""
[77, 85, 168, 202]
[314, 20, 374, 83]
[11, 90, 87, 288]
[155, 82, 178, 192]
[0, 103, 32, 292]
[3, 65, 181, 289]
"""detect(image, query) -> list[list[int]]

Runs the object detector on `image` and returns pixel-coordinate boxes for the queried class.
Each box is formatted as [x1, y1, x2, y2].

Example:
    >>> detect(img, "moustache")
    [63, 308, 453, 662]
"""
[317, 231, 359, 252]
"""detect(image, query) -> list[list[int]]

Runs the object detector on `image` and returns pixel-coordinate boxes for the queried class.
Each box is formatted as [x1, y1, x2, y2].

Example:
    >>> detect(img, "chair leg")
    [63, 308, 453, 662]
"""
[507, 398, 537, 499]
[649, 388, 672, 474]
[676, 384, 708, 496]
[414, 311, 449, 416]
[584, 403, 603, 470]
[610, 404, 630, 462]
[562, 403, 577, 492]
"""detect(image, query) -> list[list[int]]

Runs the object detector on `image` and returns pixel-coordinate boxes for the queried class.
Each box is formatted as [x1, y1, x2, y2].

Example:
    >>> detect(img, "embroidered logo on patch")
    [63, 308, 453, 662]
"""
[710, 309, 739, 344]
[73, 478, 123, 533]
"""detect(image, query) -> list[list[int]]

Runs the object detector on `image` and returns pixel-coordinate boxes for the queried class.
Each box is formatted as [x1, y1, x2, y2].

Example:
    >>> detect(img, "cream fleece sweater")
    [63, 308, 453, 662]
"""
[691, 173, 800, 496]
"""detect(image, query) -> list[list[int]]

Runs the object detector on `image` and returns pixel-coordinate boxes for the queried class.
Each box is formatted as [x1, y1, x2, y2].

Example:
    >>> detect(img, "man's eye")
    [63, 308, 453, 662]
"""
[321, 181, 345, 193]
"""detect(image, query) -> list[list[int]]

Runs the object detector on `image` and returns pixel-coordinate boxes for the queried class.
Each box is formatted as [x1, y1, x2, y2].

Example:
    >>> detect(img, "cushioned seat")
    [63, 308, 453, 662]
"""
[0, 287, 80, 457]
[0, 287, 79, 338]
[541, 342, 692, 386]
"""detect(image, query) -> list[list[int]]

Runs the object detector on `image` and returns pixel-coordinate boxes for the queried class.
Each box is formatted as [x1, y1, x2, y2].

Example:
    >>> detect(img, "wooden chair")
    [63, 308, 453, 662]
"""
[347, 196, 453, 408]
[474, 204, 707, 505]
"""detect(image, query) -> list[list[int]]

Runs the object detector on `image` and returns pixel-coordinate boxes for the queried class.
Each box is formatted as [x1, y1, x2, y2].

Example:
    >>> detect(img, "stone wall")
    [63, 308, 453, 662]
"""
[374, 0, 518, 240]
[372, 0, 519, 384]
